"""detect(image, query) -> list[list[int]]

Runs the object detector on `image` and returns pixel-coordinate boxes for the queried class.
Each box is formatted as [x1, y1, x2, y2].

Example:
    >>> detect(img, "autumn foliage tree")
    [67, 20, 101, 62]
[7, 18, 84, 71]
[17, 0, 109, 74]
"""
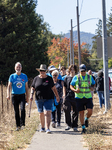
[48, 37, 90, 69]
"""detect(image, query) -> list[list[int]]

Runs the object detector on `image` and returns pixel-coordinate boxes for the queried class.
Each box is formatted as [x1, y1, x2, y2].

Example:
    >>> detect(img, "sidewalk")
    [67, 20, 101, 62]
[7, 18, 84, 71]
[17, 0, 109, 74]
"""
[26, 114, 88, 150]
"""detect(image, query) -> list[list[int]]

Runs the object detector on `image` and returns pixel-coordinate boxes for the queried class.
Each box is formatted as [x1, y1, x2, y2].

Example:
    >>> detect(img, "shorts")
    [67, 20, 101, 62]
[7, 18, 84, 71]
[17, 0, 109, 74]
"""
[76, 98, 93, 112]
[35, 99, 53, 113]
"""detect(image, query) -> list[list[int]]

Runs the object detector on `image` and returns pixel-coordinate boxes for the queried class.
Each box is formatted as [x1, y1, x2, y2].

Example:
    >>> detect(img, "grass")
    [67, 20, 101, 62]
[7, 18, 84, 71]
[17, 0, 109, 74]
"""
[83, 94, 112, 150]
[0, 85, 40, 150]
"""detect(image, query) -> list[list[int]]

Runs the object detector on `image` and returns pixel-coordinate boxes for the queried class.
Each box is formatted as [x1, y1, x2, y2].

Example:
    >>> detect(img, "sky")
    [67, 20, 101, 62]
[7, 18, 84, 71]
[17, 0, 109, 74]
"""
[36, 0, 112, 35]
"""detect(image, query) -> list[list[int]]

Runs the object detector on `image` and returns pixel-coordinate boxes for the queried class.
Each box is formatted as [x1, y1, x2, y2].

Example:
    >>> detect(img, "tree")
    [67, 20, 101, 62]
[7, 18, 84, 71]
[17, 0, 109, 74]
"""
[0, 0, 52, 83]
[48, 37, 90, 69]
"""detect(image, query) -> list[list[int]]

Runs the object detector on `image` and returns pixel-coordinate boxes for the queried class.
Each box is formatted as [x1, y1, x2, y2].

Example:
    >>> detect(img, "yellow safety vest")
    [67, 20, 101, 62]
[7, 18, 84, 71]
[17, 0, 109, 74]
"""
[75, 74, 92, 99]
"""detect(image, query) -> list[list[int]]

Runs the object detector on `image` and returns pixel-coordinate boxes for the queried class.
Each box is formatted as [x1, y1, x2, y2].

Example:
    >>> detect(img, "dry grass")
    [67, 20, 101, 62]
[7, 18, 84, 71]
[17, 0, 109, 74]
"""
[0, 85, 40, 150]
[83, 94, 112, 150]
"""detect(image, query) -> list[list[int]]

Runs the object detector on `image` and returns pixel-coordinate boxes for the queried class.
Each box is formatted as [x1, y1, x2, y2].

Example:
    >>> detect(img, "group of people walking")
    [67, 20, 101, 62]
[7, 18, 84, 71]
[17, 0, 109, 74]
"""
[8, 61, 108, 134]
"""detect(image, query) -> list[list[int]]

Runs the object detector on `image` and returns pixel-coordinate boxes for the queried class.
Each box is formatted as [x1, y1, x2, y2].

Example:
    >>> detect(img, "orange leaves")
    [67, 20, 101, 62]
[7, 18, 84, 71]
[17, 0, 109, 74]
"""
[47, 37, 88, 67]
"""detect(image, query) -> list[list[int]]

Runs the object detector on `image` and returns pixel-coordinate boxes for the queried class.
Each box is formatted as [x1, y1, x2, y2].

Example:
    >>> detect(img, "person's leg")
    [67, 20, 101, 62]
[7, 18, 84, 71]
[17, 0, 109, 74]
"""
[51, 110, 56, 123]
[71, 100, 78, 128]
[56, 103, 61, 126]
[35, 99, 45, 131]
[20, 94, 26, 127]
[44, 110, 51, 129]
[63, 100, 71, 127]
[39, 112, 45, 128]
[12, 95, 20, 127]
[79, 110, 84, 125]
[44, 99, 53, 132]
[97, 91, 103, 108]
[85, 98, 93, 127]
[86, 109, 93, 118]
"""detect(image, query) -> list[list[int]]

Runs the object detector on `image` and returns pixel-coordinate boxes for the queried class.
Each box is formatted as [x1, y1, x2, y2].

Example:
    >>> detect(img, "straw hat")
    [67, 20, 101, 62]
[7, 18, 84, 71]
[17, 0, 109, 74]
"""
[36, 64, 47, 71]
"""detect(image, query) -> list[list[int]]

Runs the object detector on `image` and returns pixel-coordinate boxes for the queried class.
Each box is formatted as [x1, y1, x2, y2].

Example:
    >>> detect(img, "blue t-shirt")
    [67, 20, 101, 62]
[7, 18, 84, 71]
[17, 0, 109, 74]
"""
[70, 74, 95, 98]
[47, 72, 63, 80]
[9, 73, 28, 94]
[62, 75, 67, 81]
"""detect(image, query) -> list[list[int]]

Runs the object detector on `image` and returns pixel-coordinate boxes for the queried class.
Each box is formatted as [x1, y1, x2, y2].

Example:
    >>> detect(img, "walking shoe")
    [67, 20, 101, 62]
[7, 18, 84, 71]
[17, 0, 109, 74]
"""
[46, 129, 51, 134]
[57, 123, 60, 127]
[52, 122, 56, 128]
[73, 127, 78, 132]
[81, 128, 86, 134]
[15, 126, 21, 131]
[21, 126, 25, 130]
[65, 126, 71, 130]
[40, 128, 45, 132]
[85, 119, 88, 127]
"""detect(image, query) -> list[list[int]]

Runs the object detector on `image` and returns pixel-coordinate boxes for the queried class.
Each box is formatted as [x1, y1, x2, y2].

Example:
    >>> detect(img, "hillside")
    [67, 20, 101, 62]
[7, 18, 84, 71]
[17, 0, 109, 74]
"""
[64, 31, 95, 49]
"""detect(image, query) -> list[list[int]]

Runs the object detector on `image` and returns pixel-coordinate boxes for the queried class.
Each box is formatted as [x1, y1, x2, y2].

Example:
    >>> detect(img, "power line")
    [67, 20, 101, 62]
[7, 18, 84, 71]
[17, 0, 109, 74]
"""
[79, 0, 84, 16]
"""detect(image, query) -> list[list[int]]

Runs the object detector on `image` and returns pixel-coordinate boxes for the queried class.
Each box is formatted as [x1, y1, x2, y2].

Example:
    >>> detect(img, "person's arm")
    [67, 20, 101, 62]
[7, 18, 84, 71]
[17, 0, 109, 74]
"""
[6, 82, 12, 100]
[70, 85, 80, 93]
[63, 86, 66, 97]
[25, 82, 29, 103]
[30, 87, 35, 101]
[52, 86, 60, 102]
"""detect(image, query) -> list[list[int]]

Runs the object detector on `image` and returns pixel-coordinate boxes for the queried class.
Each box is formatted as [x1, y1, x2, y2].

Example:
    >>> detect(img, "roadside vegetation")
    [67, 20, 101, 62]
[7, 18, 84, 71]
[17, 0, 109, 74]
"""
[0, 85, 39, 150]
[84, 94, 112, 150]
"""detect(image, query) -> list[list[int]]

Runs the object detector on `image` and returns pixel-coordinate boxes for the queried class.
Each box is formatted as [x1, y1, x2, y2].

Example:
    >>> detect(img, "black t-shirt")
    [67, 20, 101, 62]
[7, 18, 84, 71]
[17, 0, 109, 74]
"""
[32, 75, 54, 100]
[95, 77, 104, 91]
[64, 75, 75, 97]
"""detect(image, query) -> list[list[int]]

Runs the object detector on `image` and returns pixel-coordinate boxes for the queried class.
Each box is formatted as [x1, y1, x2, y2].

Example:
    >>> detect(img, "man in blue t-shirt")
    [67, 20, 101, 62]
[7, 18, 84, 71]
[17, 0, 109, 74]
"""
[7, 62, 28, 131]
[70, 64, 95, 134]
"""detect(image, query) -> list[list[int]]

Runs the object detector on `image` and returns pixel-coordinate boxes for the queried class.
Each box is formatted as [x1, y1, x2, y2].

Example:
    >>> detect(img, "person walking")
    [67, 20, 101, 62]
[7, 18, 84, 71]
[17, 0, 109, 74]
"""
[30, 64, 60, 134]
[51, 70, 63, 127]
[63, 64, 78, 131]
[7, 62, 29, 131]
[88, 70, 95, 98]
[95, 70, 104, 109]
[60, 66, 66, 77]
[70, 64, 95, 134]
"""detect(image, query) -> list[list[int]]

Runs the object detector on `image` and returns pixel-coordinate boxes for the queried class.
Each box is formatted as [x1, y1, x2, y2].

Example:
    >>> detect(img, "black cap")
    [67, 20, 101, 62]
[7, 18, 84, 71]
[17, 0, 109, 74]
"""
[79, 64, 86, 71]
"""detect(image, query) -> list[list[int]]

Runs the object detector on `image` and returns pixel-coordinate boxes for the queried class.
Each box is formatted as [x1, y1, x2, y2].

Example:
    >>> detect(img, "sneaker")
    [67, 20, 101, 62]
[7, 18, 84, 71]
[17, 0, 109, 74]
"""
[52, 122, 56, 128]
[40, 128, 45, 132]
[57, 123, 60, 127]
[81, 128, 86, 134]
[46, 129, 51, 134]
[85, 119, 88, 127]
[73, 127, 78, 132]
[15, 126, 21, 131]
[21, 126, 25, 130]
[65, 126, 71, 130]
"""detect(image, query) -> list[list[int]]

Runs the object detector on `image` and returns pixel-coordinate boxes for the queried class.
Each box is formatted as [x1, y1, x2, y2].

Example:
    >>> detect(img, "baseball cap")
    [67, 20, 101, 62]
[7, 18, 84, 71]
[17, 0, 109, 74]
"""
[48, 65, 56, 71]
[79, 64, 86, 71]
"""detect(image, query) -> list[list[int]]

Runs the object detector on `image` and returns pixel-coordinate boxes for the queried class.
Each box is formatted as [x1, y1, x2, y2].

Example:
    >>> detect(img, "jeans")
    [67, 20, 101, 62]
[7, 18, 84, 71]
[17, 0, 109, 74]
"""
[97, 91, 104, 108]
[12, 94, 26, 127]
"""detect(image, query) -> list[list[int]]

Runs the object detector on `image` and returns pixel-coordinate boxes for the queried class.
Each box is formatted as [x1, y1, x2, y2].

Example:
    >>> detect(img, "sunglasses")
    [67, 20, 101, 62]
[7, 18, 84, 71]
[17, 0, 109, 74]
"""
[53, 75, 57, 77]
[40, 70, 46, 72]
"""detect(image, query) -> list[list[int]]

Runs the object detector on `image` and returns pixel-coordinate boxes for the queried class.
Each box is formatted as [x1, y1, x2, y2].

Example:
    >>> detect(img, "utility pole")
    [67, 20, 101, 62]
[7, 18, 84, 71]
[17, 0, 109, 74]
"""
[67, 46, 69, 68]
[70, 30, 72, 65]
[76, 0, 81, 66]
[71, 19, 74, 64]
[102, 0, 110, 113]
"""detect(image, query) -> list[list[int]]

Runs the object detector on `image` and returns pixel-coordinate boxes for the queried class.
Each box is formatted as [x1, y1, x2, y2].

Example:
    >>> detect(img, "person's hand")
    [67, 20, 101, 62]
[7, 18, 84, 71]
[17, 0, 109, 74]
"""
[30, 95, 33, 101]
[26, 98, 29, 103]
[75, 89, 80, 93]
[56, 96, 60, 103]
[62, 95, 65, 99]
[90, 87, 94, 91]
[6, 96, 10, 100]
